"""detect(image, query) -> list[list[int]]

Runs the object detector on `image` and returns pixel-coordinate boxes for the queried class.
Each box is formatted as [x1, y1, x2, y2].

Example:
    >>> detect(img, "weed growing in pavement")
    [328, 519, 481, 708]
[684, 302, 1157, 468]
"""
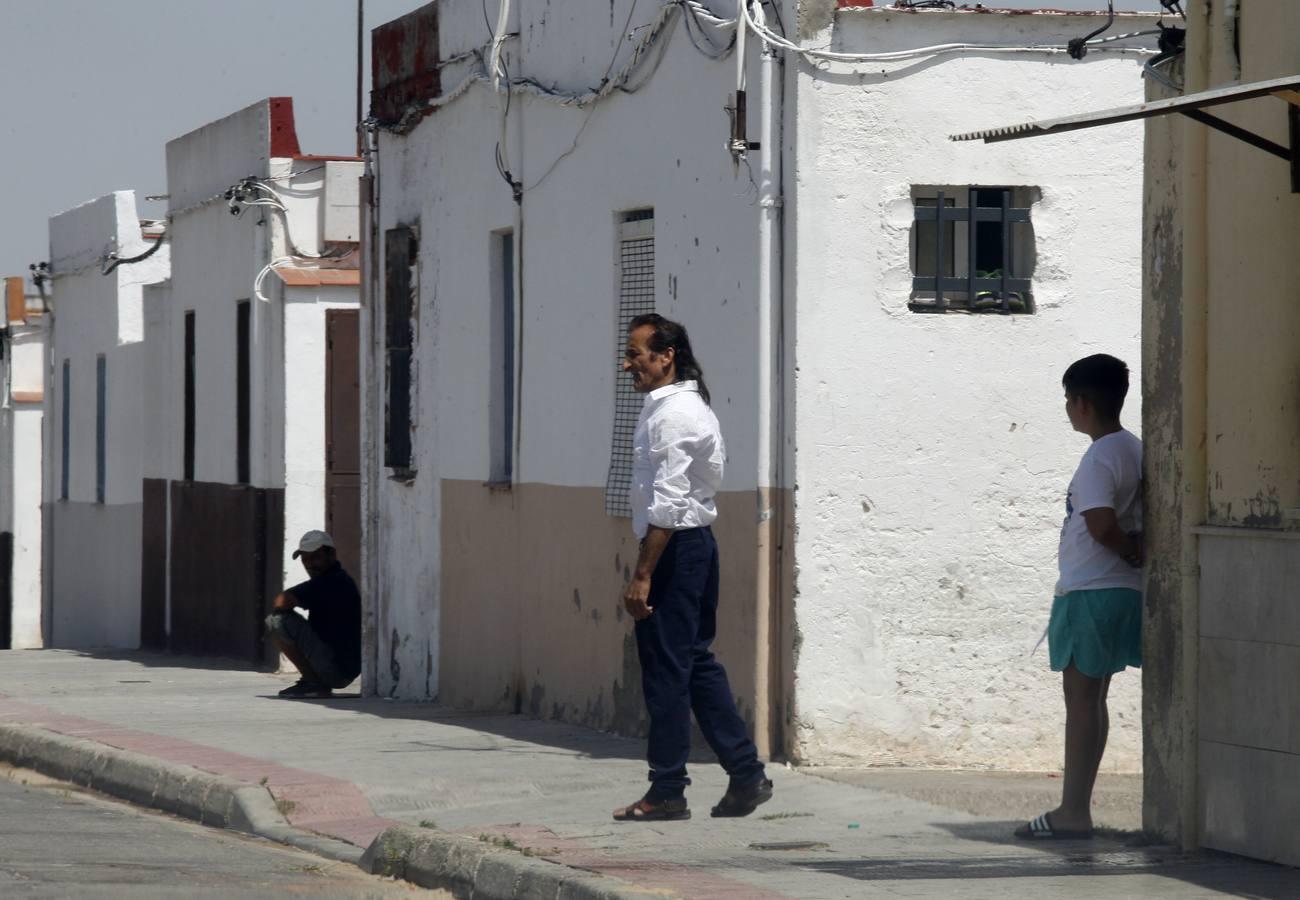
[290, 864, 324, 875]
[418, 819, 437, 829]
[760, 812, 813, 821]
[378, 840, 410, 878]
[275, 797, 298, 816]
[478, 833, 535, 857]
[259, 776, 269, 786]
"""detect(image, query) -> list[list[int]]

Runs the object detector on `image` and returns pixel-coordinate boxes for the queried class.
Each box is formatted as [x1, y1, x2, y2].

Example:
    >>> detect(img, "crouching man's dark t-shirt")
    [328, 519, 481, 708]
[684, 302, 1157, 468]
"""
[286, 565, 362, 681]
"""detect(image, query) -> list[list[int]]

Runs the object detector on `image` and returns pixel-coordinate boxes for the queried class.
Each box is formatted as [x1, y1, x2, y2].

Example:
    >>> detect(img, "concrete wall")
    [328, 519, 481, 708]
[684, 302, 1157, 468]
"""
[789, 8, 1154, 769]
[367, 1, 778, 747]
[44, 192, 169, 649]
[1141, 0, 1300, 865]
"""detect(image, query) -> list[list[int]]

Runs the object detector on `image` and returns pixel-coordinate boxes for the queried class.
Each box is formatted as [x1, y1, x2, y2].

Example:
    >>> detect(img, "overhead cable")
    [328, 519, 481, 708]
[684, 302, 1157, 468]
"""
[739, 0, 1157, 63]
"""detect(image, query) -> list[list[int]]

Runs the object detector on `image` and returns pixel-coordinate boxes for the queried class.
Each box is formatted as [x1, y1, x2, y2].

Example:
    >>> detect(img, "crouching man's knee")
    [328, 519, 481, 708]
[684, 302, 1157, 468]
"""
[265, 610, 301, 642]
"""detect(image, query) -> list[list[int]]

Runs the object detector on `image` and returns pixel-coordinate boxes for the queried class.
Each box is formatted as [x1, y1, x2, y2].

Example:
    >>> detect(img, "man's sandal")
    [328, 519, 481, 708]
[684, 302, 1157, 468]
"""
[1014, 812, 1093, 841]
[612, 795, 691, 822]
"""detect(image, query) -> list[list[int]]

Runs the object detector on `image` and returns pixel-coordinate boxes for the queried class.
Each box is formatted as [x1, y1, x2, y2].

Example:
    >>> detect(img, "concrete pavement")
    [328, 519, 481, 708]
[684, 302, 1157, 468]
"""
[0, 650, 1296, 899]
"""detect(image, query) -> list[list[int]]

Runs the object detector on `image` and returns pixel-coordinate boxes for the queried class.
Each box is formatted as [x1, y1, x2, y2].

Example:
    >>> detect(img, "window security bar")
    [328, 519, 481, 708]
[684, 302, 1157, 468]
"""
[913, 189, 1032, 313]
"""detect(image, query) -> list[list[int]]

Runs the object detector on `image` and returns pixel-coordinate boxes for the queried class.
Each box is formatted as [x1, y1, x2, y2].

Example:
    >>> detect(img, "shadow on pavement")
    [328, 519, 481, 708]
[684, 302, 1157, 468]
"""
[258, 689, 656, 763]
[916, 820, 1300, 898]
[74, 649, 270, 673]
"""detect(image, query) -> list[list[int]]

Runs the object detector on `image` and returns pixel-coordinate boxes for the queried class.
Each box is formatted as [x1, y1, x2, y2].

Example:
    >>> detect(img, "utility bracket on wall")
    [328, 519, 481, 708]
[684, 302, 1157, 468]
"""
[949, 75, 1300, 194]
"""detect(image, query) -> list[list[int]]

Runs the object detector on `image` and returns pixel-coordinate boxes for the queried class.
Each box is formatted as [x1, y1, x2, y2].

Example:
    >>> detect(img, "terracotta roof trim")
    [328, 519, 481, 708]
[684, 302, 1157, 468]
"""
[273, 267, 362, 287]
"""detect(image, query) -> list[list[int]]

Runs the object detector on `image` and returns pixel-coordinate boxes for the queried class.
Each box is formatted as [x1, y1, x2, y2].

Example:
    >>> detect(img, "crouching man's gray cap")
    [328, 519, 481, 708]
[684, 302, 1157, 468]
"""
[292, 530, 335, 559]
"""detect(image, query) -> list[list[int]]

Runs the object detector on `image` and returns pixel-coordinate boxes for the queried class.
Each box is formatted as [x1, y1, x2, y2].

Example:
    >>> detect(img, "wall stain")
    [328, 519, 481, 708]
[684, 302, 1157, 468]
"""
[388, 628, 402, 697]
[610, 633, 648, 735]
[1242, 488, 1282, 529]
[572, 588, 582, 610]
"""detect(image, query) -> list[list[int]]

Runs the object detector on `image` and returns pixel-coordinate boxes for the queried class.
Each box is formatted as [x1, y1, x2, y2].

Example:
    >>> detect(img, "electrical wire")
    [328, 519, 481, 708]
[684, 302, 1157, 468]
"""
[741, 0, 1156, 63]
[101, 230, 166, 276]
[384, 0, 733, 133]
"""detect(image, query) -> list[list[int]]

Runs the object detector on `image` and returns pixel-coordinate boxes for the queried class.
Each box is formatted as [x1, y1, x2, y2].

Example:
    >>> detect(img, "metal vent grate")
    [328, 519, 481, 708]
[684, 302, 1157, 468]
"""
[604, 213, 655, 518]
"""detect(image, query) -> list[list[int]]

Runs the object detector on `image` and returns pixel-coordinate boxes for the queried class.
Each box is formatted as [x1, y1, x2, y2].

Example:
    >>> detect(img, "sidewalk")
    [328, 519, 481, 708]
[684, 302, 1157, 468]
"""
[0, 650, 1294, 899]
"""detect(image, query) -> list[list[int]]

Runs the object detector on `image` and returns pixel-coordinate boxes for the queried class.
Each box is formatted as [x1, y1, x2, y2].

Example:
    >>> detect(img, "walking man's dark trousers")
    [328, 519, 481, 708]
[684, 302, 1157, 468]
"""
[635, 525, 764, 801]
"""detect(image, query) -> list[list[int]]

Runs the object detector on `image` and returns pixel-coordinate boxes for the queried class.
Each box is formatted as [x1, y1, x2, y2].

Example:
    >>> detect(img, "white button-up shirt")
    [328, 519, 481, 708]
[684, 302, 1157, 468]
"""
[630, 380, 725, 539]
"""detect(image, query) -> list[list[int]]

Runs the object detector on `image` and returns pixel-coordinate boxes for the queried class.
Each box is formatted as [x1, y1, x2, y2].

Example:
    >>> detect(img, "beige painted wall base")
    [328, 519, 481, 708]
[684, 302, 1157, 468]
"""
[438, 481, 786, 757]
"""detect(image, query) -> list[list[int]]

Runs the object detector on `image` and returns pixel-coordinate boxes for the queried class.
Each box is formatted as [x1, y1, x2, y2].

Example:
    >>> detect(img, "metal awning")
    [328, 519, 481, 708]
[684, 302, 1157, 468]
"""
[950, 75, 1300, 192]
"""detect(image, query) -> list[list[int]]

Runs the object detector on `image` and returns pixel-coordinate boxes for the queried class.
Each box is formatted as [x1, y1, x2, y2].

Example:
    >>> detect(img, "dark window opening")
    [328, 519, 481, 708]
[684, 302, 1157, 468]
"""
[236, 300, 251, 484]
[60, 359, 70, 500]
[384, 225, 418, 477]
[183, 311, 196, 481]
[95, 355, 106, 504]
[910, 186, 1038, 314]
[489, 230, 515, 485]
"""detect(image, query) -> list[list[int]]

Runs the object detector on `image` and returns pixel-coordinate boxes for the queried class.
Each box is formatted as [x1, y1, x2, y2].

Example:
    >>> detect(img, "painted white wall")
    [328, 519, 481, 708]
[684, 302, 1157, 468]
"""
[3, 313, 45, 648]
[44, 190, 169, 648]
[369, 0, 767, 697]
[8, 406, 42, 648]
[282, 283, 360, 585]
[789, 8, 1152, 770]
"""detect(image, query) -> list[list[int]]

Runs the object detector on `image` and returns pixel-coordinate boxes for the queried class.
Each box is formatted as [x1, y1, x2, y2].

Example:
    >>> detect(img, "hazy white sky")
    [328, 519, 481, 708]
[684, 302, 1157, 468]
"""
[0, 0, 1165, 281]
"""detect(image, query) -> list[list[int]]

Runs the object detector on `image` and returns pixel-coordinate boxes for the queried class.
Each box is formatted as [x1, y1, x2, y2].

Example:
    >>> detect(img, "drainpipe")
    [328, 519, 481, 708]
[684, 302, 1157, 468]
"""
[359, 122, 382, 697]
[751, 0, 788, 759]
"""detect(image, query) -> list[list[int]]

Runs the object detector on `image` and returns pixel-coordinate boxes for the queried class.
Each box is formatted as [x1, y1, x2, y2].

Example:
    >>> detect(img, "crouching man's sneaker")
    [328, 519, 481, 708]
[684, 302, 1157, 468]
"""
[710, 777, 773, 818]
[277, 680, 333, 699]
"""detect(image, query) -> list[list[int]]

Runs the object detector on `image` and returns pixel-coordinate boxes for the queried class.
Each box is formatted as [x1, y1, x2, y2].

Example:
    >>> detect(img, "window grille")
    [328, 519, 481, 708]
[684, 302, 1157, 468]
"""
[910, 186, 1037, 314]
[604, 211, 655, 518]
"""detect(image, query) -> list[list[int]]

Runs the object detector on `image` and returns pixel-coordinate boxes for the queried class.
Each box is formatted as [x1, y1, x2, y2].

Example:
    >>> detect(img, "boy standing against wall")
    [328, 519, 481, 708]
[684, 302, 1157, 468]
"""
[1018, 354, 1143, 840]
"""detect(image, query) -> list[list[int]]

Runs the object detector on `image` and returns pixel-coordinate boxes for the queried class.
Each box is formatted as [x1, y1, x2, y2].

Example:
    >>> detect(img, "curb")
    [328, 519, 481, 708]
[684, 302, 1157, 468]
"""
[0, 723, 362, 865]
[361, 824, 676, 900]
[0, 723, 676, 898]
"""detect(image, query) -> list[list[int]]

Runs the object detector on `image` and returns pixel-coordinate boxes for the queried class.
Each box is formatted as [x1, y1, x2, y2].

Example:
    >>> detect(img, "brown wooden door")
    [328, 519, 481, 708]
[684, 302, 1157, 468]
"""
[326, 310, 362, 575]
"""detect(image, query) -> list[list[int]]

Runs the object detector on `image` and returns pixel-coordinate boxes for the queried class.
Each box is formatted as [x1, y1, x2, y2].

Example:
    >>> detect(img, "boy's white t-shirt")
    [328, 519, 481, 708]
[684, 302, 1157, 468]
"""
[1056, 429, 1143, 596]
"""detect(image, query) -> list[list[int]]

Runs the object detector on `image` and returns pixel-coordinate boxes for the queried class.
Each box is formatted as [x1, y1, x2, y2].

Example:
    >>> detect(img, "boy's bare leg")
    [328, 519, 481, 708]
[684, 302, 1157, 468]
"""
[1083, 675, 1113, 802]
[1051, 664, 1105, 831]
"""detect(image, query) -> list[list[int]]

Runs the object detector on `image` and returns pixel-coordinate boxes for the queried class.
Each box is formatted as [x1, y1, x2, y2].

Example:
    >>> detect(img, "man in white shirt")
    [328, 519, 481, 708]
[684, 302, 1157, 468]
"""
[612, 314, 771, 823]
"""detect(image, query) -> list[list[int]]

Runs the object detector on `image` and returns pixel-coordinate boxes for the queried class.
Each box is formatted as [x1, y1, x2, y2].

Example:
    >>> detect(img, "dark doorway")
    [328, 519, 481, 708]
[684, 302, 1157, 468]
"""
[0, 531, 12, 649]
[325, 309, 361, 575]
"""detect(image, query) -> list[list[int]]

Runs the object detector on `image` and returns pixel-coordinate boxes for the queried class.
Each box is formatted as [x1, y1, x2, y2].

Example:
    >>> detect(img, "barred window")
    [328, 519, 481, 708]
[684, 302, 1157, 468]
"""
[385, 225, 418, 479]
[910, 186, 1038, 314]
[604, 209, 655, 518]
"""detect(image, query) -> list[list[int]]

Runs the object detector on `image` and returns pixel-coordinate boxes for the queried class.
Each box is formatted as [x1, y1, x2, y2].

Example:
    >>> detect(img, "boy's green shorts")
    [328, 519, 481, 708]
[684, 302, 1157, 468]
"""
[1048, 588, 1142, 678]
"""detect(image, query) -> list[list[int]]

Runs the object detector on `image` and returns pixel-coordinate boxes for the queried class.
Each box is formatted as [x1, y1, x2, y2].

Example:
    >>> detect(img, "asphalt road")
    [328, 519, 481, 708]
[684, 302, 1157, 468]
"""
[0, 765, 439, 899]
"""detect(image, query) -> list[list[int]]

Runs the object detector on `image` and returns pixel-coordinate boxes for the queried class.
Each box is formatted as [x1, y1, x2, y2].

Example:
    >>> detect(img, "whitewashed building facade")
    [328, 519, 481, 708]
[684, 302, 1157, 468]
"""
[138, 98, 363, 660]
[1, 276, 46, 649]
[43, 192, 170, 649]
[361, 0, 1156, 770]
[41, 98, 361, 659]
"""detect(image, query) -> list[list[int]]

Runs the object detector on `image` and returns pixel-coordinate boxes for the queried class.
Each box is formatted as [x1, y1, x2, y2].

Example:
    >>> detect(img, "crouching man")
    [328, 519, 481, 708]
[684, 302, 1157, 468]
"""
[266, 530, 362, 699]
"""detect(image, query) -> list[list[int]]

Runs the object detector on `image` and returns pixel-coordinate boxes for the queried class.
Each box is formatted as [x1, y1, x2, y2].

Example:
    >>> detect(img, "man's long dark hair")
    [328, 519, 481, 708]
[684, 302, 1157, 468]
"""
[629, 313, 711, 405]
